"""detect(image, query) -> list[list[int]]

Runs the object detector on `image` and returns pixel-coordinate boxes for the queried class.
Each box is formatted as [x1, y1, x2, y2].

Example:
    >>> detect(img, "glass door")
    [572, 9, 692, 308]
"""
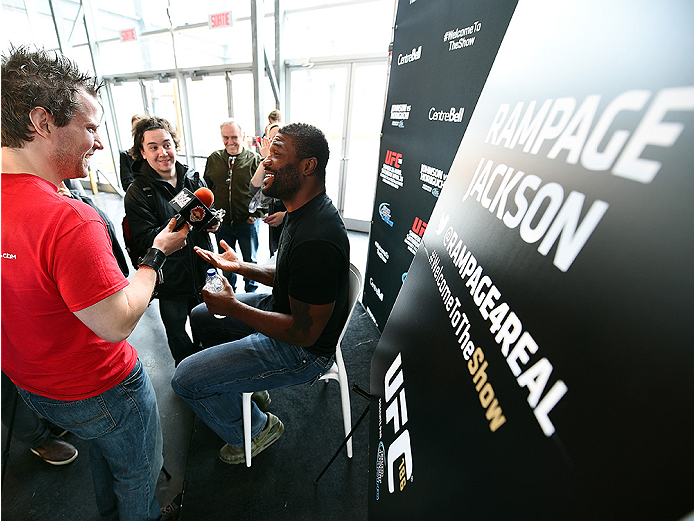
[341, 62, 388, 231]
[288, 65, 349, 207]
[185, 74, 230, 172]
[288, 59, 388, 231]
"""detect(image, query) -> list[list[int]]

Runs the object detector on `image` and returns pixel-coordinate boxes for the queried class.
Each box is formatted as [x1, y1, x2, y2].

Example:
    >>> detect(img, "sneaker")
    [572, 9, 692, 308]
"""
[161, 492, 182, 521]
[30, 437, 78, 465]
[219, 412, 284, 465]
[251, 390, 271, 410]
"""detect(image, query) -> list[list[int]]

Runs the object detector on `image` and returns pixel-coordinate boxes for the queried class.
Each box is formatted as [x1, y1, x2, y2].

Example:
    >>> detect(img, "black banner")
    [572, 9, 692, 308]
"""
[369, 0, 694, 519]
[363, 0, 518, 330]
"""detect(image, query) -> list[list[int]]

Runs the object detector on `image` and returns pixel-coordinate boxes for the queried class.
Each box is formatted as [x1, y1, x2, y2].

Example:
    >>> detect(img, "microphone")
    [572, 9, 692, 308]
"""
[195, 187, 214, 208]
[169, 187, 224, 231]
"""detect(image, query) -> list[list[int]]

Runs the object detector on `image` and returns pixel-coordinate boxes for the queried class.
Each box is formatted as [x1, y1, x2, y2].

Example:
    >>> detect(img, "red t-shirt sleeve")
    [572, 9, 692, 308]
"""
[54, 210, 129, 312]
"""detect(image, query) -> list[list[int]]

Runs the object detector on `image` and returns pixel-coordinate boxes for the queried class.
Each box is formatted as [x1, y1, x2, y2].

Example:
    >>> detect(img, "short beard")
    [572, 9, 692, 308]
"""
[263, 163, 301, 201]
[54, 149, 88, 180]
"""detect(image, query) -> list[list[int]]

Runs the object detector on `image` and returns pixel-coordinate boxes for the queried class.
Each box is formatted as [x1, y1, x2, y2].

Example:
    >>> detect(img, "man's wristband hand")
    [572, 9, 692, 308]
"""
[138, 247, 166, 284]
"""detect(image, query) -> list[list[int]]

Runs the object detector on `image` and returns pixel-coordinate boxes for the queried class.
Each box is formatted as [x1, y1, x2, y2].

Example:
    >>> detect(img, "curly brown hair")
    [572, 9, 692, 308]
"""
[129, 116, 180, 161]
[1, 45, 101, 148]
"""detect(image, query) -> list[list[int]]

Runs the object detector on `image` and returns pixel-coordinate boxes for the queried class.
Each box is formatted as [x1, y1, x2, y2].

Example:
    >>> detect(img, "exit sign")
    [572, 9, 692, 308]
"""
[209, 11, 232, 29]
[120, 28, 137, 42]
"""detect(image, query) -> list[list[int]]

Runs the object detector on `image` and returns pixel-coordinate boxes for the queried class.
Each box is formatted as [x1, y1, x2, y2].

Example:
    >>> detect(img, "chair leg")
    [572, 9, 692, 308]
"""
[335, 347, 353, 458]
[339, 374, 353, 458]
[242, 392, 253, 467]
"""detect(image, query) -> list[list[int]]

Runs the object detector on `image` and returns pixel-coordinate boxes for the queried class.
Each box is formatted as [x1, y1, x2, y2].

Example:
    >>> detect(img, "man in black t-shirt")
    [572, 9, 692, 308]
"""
[172, 123, 350, 465]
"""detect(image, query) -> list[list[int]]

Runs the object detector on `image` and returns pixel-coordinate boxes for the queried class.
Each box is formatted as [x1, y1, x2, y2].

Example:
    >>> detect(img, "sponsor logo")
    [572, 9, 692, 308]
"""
[384, 150, 402, 167]
[378, 353, 413, 494]
[370, 277, 384, 301]
[170, 189, 193, 208]
[404, 217, 427, 255]
[375, 441, 385, 500]
[390, 103, 409, 129]
[375, 240, 390, 263]
[420, 163, 447, 197]
[397, 46, 422, 65]
[390, 104, 411, 121]
[380, 151, 404, 189]
[189, 206, 206, 223]
[379, 203, 394, 227]
[2, 253, 17, 259]
[412, 216, 427, 237]
[429, 106, 464, 123]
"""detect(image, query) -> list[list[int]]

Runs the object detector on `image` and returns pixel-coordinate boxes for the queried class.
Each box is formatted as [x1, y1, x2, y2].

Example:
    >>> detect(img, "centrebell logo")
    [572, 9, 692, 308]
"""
[429, 106, 464, 123]
[397, 46, 422, 65]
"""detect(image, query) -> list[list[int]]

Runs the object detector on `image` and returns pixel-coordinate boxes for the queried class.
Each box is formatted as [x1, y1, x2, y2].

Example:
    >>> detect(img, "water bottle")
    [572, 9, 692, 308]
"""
[203, 269, 225, 319]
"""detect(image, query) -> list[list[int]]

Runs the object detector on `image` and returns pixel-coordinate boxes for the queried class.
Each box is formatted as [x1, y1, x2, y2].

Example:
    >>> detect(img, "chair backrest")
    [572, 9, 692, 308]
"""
[337, 263, 363, 345]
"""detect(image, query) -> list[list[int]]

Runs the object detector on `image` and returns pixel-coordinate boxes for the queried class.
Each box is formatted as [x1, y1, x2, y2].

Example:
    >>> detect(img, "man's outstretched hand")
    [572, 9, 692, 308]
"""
[194, 239, 240, 273]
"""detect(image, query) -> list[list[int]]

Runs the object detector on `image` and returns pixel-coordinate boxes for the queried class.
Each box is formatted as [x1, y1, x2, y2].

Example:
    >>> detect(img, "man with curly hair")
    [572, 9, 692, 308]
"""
[124, 116, 219, 365]
[1, 45, 189, 520]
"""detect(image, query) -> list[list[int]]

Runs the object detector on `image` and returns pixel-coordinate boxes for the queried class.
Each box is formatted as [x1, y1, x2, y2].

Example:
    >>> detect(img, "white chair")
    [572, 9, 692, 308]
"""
[241, 263, 363, 467]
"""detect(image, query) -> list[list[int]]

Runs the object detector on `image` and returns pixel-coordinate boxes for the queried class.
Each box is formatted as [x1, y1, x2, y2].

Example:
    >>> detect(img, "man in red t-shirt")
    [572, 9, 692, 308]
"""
[1, 46, 189, 521]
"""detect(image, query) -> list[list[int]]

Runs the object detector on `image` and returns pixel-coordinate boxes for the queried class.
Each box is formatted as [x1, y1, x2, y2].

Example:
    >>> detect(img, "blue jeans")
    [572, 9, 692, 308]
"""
[171, 294, 333, 446]
[215, 220, 260, 292]
[2, 371, 51, 447]
[17, 360, 163, 521]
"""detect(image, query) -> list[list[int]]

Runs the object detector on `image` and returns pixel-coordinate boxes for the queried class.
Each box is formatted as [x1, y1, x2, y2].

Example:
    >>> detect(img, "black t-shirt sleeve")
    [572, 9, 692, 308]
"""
[287, 241, 344, 305]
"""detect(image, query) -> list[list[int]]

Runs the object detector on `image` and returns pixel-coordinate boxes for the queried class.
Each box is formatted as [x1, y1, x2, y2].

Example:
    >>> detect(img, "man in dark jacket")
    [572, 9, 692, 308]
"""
[124, 116, 218, 365]
[204, 119, 264, 292]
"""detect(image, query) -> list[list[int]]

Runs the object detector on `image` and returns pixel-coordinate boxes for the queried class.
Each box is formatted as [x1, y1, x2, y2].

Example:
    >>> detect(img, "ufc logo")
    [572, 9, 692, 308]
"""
[412, 217, 427, 237]
[385, 150, 403, 168]
[385, 353, 413, 493]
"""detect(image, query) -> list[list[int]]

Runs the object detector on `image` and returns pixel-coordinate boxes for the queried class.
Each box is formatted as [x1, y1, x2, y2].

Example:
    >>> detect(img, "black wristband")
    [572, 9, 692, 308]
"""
[138, 247, 166, 283]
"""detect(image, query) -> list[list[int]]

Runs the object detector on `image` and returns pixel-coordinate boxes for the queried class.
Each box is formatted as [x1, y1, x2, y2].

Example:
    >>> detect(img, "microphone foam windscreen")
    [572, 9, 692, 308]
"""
[194, 187, 214, 207]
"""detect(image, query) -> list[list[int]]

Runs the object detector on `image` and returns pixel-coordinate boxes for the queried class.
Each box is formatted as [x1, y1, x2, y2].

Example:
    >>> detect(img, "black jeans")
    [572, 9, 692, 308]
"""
[158, 296, 202, 365]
